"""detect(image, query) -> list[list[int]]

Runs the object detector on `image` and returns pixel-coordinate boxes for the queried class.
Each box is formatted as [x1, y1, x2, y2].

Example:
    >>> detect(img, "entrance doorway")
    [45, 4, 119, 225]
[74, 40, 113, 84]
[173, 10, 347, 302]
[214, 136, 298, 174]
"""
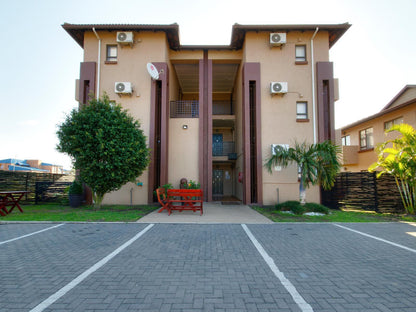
[212, 169, 224, 200]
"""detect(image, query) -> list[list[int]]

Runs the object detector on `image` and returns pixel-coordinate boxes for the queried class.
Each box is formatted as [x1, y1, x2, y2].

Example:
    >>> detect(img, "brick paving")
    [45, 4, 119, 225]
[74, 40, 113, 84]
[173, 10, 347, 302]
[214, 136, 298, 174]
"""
[1, 222, 416, 311]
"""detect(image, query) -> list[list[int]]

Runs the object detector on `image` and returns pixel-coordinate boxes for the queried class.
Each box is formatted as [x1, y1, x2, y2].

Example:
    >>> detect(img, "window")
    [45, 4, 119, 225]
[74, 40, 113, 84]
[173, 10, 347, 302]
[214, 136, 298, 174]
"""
[341, 135, 350, 146]
[106, 45, 117, 62]
[384, 117, 403, 130]
[295, 45, 307, 63]
[296, 101, 308, 120]
[359, 128, 373, 150]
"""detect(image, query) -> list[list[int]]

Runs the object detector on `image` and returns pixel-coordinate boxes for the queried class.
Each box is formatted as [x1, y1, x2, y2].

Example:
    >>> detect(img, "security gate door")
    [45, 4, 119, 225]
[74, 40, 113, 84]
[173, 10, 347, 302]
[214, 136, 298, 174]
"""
[212, 169, 224, 196]
[213, 134, 223, 156]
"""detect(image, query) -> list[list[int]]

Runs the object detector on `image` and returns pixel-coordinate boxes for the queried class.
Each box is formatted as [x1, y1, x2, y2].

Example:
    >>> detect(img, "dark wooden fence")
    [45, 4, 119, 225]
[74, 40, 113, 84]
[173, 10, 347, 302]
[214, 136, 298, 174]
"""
[322, 172, 404, 213]
[0, 171, 74, 204]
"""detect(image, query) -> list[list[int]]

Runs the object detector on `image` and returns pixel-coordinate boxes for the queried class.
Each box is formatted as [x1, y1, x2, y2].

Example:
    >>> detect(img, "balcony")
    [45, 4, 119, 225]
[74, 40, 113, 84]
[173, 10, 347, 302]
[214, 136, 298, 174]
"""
[170, 101, 199, 118]
[212, 142, 236, 161]
[342, 145, 359, 165]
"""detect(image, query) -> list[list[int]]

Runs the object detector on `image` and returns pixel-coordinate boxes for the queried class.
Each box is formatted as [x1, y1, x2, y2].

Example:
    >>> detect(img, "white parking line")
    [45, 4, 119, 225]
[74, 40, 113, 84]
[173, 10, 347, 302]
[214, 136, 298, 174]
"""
[334, 224, 416, 254]
[0, 224, 64, 246]
[29, 223, 154, 312]
[242, 224, 314, 312]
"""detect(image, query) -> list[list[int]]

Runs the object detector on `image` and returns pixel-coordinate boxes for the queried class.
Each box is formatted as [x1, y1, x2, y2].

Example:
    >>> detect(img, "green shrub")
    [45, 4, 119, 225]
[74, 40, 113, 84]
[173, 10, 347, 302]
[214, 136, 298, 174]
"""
[69, 180, 83, 195]
[304, 202, 330, 214]
[291, 204, 306, 215]
[275, 200, 301, 212]
[187, 180, 201, 189]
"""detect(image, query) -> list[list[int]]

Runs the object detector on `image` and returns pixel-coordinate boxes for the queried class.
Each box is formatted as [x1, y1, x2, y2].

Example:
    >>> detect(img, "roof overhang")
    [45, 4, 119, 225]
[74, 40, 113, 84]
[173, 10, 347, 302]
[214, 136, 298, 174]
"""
[63, 22, 351, 50]
[231, 23, 351, 49]
[62, 23, 180, 50]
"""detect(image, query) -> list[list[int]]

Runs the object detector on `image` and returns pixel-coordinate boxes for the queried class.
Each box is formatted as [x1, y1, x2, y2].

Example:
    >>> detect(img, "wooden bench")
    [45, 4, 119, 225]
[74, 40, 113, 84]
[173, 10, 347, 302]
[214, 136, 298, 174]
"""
[156, 188, 203, 215]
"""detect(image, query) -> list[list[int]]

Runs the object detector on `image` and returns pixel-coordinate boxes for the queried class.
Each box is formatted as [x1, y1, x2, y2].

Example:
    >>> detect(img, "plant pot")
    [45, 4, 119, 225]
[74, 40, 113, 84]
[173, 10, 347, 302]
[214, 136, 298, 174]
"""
[69, 194, 83, 208]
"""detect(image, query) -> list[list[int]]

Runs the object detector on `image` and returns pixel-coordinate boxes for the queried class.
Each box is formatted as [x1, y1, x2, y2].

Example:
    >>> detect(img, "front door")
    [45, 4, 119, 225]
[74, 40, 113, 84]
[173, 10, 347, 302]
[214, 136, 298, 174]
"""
[212, 169, 224, 199]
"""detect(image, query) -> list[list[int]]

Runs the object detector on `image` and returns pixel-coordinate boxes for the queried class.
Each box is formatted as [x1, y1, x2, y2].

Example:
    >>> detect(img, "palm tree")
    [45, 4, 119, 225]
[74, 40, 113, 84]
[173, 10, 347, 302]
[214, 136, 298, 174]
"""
[369, 123, 416, 214]
[265, 141, 341, 204]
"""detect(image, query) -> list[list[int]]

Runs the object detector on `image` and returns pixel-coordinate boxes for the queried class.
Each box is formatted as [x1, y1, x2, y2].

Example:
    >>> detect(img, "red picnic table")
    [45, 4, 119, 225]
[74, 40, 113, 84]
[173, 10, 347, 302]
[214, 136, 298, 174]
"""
[156, 188, 203, 215]
[0, 191, 30, 216]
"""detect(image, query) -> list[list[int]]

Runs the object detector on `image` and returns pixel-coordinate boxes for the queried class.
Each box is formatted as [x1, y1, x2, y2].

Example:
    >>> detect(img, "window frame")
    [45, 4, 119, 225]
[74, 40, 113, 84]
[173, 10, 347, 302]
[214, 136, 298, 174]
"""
[295, 45, 307, 64]
[106, 45, 118, 63]
[359, 127, 374, 150]
[384, 117, 403, 130]
[341, 135, 350, 146]
[296, 101, 309, 121]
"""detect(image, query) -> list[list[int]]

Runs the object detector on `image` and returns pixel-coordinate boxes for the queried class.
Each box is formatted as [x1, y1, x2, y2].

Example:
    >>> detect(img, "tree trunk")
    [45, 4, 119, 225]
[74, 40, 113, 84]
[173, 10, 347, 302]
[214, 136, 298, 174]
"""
[299, 180, 306, 205]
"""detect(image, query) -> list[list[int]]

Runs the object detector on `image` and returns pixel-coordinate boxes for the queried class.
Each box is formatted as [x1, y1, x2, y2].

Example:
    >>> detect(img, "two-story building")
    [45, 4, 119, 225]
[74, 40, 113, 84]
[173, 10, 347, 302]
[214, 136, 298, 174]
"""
[339, 85, 416, 172]
[63, 22, 350, 205]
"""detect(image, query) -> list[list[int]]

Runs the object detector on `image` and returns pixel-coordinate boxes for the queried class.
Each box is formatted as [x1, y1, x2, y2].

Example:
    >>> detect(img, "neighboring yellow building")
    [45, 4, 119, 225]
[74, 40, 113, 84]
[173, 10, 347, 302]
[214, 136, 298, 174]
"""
[63, 22, 350, 205]
[339, 85, 416, 172]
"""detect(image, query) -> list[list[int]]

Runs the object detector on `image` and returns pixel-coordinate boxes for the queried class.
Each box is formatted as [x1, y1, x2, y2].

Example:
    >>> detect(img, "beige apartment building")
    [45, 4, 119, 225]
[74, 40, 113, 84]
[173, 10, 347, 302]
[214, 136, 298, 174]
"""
[340, 85, 416, 172]
[63, 22, 350, 205]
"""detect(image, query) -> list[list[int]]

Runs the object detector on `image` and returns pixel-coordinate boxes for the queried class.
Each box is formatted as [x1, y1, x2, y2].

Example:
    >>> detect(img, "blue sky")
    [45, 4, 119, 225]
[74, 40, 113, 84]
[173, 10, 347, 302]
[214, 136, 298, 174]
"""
[1, 0, 415, 170]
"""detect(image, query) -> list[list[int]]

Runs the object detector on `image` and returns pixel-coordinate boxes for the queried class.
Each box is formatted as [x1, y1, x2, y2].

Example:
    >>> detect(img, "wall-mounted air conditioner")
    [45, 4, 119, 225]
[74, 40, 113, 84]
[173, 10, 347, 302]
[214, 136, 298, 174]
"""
[117, 32, 134, 44]
[115, 82, 132, 94]
[271, 144, 289, 155]
[270, 82, 288, 94]
[270, 33, 286, 46]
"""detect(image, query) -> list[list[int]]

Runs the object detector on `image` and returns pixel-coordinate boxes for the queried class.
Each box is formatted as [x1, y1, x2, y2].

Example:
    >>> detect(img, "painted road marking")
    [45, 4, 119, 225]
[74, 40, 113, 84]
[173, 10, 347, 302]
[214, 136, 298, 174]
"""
[29, 223, 155, 312]
[0, 224, 64, 246]
[334, 224, 416, 254]
[242, 224, 314, 312]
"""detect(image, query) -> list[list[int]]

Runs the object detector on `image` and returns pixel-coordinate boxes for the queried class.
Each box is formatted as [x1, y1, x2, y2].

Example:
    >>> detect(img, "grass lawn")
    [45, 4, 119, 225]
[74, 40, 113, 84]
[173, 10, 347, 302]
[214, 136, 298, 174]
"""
[253, 206, 416, 223]
[0, 204, 158, 222]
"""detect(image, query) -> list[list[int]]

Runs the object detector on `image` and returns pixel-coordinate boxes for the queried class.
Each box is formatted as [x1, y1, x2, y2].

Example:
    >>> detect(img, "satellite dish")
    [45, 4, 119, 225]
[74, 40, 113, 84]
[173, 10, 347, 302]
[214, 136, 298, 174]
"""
[147, 63, 160, 80]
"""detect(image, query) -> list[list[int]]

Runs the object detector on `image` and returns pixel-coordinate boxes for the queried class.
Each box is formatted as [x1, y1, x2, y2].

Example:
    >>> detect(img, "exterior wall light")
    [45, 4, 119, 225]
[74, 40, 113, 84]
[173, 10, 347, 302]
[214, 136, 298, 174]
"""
[183, 125, 188, 129]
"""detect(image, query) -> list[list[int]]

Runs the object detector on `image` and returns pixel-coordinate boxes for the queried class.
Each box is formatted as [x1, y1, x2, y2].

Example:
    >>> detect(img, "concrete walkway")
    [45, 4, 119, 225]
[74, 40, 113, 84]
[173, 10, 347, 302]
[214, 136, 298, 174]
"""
[137, 202, 273, 224]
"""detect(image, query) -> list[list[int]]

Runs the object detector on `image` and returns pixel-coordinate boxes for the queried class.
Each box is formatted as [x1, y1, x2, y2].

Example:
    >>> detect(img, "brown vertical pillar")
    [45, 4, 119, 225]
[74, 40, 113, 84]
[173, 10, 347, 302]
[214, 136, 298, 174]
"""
[199, 52, 213, 201]
[148, 62, 169, 203]
[79, 62, 96, 105]
[242, 63, 263, 205]
[316, 62, 335, 143]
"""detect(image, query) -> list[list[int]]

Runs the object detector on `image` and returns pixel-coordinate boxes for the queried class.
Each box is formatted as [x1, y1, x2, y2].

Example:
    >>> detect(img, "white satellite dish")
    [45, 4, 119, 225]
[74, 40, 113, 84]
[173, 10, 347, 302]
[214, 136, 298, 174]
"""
[147, 63, 160, 80]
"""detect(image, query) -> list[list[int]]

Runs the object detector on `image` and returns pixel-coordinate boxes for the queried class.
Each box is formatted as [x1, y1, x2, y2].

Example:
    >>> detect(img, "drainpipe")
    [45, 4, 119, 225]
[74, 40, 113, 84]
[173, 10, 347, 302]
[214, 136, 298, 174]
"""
[311, 27, 319, 144]
[92, 27, 101, 100]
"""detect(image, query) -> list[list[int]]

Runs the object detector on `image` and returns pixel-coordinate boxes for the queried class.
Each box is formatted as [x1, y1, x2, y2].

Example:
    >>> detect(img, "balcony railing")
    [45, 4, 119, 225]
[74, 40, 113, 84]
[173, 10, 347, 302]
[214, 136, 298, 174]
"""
[170, 101, 199, 118]
[213, 100, 234, 115]
[212, 142, 236, 158]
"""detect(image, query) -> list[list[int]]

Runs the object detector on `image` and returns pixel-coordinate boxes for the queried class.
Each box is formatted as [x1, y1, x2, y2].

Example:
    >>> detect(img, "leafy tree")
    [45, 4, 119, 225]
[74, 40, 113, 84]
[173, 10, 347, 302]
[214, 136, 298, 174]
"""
[265, 141, 341, 204]
[369, 123, 416, 214]
[57, 94, 150, 208]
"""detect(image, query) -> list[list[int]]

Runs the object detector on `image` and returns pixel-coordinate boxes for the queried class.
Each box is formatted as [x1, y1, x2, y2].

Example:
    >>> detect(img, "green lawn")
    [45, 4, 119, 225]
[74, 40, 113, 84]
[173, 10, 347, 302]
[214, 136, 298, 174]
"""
[253, 206, 416, 223]
[1, 204, 158, 222]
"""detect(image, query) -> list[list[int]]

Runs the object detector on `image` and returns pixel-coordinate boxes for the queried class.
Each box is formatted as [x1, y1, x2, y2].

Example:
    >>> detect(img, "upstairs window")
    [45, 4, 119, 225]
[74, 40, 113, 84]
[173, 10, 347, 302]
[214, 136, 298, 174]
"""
[296, 101, 308, 120]
[341, 135, 350, 146]
[106, 45, 118, 63]
[295, 45, 307, 63]
[384, 117, 403, 130]
[359, 128, 373, 150]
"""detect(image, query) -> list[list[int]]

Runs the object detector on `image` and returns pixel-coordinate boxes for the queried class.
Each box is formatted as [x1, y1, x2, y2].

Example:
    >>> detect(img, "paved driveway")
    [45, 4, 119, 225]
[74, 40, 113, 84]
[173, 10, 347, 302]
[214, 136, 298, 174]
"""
[1, 222, 416, 311]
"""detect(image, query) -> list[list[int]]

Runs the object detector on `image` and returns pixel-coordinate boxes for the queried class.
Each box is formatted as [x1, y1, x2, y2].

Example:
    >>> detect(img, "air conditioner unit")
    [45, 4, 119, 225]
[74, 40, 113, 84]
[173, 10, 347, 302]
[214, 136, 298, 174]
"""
[115, 82, 132, 94]
[117, 31, 134, 44]
[270, 33, 286, 46]
[270, 82, 288, 94]
[271, 144, 289, 155]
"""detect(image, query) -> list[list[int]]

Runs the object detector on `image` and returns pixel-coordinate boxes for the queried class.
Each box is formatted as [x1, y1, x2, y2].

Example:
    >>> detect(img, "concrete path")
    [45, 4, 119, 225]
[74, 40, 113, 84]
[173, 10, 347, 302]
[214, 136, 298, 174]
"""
[137, 202, 273, 224]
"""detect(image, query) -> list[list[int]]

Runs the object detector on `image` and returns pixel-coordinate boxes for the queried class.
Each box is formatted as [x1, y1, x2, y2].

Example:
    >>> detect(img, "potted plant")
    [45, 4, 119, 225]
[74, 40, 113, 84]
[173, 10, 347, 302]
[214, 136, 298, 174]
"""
[68, 180, 83, 208]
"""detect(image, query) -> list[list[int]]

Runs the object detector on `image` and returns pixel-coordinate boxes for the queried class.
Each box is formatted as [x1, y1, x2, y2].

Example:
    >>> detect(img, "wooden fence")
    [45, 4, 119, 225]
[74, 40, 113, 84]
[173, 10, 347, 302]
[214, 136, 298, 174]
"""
[0, 171, 74, 204]
[321, 172, 404, 213]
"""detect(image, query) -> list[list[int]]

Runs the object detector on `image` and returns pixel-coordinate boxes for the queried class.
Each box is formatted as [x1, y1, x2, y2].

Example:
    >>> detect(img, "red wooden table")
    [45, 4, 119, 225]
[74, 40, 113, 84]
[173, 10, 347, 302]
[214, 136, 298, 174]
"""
[156, 188, 204, 215]
[0, 191, 30, 216]
[166, 189, 203, 216]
